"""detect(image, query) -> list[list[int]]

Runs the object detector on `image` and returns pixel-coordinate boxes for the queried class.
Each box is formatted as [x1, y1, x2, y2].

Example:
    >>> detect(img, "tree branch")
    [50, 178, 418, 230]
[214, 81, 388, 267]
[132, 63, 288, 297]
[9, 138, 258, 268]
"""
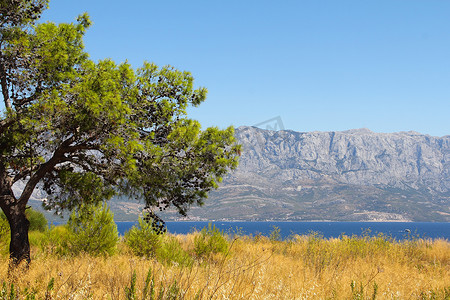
[12, 167, 33, 183]
[16, 136, 97, 204]
[0, 53, 12, 110]
[18, 150, 64, 204]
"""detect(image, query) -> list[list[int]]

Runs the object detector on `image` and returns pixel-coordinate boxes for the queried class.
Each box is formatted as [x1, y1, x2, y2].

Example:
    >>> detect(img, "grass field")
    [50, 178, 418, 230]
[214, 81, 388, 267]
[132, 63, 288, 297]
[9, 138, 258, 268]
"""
[0, 228, 449, 299]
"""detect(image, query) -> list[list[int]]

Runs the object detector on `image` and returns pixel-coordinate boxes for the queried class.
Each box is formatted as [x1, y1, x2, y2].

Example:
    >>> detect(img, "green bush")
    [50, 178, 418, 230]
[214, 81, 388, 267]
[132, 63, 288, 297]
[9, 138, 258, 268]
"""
[65, 203, 119, 256]
[125, 216, 193, 265]
[124, 216, 162, 258]
[26, 208, 48, 232]
[157, 236, 193, 266]
[193, 223, 229, 258]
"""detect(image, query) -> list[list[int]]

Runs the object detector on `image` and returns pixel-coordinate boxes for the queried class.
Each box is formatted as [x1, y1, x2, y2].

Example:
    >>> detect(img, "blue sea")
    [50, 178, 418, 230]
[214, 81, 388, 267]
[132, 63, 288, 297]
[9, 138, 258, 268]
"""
[116, 221, 450, 241]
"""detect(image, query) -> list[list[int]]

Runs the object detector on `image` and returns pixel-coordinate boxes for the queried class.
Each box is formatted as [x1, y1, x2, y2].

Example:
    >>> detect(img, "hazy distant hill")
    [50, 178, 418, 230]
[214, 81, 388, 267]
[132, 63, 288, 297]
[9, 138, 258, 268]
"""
[28, 126, 450, 222]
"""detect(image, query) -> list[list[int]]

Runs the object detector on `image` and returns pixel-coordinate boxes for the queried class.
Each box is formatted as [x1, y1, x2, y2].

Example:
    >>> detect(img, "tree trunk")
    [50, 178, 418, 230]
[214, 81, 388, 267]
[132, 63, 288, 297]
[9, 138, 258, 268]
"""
[0, 165, 31, 267]
[7, 205, 31, 266]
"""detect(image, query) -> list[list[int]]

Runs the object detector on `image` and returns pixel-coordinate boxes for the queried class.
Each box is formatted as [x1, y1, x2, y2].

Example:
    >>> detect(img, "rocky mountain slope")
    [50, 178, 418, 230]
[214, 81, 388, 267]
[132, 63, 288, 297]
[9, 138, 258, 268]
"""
[182, 126, 450, 222]
[27, 126, 450, 222]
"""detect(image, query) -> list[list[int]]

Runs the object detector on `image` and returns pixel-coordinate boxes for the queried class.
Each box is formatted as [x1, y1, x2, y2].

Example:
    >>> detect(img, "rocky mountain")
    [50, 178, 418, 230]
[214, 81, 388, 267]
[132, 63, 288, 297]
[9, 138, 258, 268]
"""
[27, 126, 450, 222]
[181, 126, 450, 222]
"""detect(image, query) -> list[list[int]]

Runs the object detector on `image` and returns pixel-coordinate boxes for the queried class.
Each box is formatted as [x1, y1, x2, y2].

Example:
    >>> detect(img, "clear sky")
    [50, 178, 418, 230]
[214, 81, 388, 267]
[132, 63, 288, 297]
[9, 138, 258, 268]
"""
[12, 1, 450, 136]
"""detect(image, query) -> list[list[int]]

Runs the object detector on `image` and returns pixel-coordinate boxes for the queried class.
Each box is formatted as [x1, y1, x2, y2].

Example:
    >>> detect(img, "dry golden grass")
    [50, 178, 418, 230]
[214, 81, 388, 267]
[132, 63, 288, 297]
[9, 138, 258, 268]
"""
[0, 233, 449, 299]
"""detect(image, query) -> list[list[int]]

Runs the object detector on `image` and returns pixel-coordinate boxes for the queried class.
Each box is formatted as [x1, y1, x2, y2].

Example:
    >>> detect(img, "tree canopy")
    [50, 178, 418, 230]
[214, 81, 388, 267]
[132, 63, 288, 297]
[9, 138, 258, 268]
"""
[0, 0, 240, 265]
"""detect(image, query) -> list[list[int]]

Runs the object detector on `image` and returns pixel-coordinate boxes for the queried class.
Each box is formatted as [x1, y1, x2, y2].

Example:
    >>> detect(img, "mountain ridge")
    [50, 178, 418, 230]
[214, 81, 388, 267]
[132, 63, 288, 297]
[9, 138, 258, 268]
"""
[177, 126, 449, 222]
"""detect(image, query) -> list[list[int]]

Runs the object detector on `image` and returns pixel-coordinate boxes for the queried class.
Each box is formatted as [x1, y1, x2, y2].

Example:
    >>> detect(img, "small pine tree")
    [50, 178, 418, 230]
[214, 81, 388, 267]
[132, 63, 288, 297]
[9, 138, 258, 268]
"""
[124, 215, 163, 258]
[65, 203, 118, 256]
[194, 223, 229, 258]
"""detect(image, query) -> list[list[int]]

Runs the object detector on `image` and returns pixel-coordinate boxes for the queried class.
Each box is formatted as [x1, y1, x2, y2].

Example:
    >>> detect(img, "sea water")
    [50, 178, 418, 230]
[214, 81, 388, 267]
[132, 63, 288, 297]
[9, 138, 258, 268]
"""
[116, 221, 450, 240]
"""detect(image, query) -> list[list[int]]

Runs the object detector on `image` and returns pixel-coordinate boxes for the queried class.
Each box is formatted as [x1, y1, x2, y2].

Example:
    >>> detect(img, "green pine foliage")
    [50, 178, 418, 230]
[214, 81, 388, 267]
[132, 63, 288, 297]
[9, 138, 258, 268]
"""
[193, 223, 229, 258]
[64, 203, 118, 256]
[156, 236, 193, 267]
[124, 216, 163, 258]
[124, 215, 193, 266]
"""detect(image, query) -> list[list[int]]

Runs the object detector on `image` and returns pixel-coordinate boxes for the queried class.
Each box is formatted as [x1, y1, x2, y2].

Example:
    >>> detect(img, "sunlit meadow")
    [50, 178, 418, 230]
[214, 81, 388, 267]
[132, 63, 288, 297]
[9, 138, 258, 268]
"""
[0, 225, 449, 299]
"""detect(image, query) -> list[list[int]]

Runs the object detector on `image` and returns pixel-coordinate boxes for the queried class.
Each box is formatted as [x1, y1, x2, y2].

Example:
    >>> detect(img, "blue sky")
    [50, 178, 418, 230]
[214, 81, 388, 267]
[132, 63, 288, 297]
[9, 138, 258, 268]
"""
[14, 1, 450, 136]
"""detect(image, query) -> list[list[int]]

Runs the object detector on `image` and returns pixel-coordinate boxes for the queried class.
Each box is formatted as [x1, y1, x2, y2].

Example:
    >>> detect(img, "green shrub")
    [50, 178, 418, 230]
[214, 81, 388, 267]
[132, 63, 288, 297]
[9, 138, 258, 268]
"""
[125, 216, 193, 265]
[65, 203, 118, 256]
[157, 236, 193, 266]
[193, 223, 229, 258]
[26, 208, 47, 232]
[124, 216, 162, 258]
